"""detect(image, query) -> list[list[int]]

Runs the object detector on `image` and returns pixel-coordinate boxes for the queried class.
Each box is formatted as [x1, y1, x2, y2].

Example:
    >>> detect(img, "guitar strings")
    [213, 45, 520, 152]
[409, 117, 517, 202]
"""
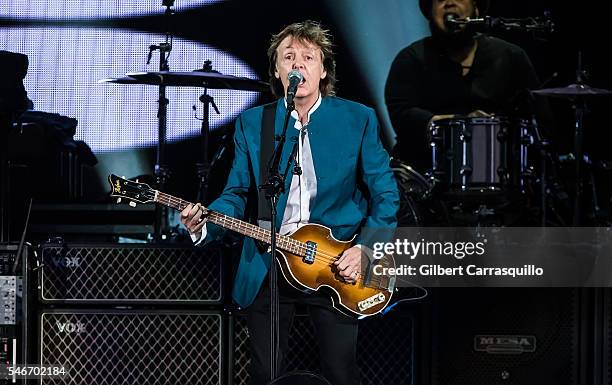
[158, 192, 389, 288]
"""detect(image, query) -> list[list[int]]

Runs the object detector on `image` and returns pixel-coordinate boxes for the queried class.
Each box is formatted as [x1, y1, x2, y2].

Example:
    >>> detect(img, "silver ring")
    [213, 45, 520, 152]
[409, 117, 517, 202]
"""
[352, 270, 358, 277]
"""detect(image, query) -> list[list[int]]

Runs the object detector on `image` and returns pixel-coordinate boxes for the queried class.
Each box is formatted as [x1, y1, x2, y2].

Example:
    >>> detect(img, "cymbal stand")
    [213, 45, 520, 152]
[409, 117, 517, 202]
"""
[572, 98, 587, 225]
[195, 60, 220, 203]
[526, 73, 557, 226]
[529, 117, 550, 226]
[572, 52, 588, 225]
[146, 0, 175, 240]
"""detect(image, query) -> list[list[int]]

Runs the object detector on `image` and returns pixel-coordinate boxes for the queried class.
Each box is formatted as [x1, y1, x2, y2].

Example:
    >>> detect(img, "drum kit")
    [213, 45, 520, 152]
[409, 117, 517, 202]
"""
[393, 73, 612, 227]
[104, 65, 612, 229]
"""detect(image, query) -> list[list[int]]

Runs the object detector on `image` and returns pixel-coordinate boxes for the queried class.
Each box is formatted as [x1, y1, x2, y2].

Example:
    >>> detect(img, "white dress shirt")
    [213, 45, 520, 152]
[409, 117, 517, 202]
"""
[279, 94, 320, 235]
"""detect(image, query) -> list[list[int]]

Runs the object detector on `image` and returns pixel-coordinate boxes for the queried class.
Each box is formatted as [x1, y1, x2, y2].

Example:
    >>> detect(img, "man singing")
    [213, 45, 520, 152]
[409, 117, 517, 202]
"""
[181, 20, 398, 384]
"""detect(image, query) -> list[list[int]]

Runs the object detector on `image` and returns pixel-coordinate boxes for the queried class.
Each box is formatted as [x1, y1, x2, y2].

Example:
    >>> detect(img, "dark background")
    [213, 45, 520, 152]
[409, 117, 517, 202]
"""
[2, 0, 611, 225]
[149, 0, 612, 202]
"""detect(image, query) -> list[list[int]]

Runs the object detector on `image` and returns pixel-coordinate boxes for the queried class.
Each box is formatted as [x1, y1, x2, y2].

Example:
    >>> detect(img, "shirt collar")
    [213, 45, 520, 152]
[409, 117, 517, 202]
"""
[285, 93, 322, 128]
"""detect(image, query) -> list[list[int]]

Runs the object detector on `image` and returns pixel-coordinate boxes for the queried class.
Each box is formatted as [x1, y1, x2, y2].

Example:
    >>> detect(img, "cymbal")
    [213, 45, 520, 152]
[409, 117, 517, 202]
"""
[100, 70, 269, 92]
[532, 83, 612, 99]
[99, 76, 142, 85]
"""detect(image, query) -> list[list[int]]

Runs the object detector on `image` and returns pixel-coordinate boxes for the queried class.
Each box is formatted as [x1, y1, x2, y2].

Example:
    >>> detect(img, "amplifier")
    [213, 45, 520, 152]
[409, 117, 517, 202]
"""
[38, 243, 223, 304]
[430, 288, 579, 385]
[38, 309, 224, 385]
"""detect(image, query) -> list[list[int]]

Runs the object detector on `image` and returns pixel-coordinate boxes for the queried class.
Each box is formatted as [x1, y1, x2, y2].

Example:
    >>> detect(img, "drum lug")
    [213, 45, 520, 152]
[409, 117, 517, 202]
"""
[460, 166, 473, 176]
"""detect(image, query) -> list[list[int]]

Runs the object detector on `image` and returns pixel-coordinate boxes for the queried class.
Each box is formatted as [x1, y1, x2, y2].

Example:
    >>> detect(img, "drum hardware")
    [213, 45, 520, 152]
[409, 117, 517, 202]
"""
[402, 111, 566, 226]
[192, 60, 221, 203]
[107, 70, 269, 91]
[524, 113, 550, 226]
[474, 205, 496, 220]
[599, 160, 612, 171]
[531, 83, 612, 98]
[556, 154, 609, 225]
[532, 53, 612, 224]
[99, 1, 269, 238]
[125, 0, 177, 239]
[428, 116, 531, 195]
[390, 159, 432, 226]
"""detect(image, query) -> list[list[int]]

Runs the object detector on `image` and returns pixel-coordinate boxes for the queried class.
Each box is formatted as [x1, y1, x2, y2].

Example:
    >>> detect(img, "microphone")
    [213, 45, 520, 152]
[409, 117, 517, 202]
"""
[286, 70, 303, 107]
[444, 13, 460, 32]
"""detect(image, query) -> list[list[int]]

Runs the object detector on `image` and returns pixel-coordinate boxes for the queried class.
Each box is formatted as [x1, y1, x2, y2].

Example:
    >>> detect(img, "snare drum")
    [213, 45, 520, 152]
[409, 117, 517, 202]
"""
[428, 116, 532, 193]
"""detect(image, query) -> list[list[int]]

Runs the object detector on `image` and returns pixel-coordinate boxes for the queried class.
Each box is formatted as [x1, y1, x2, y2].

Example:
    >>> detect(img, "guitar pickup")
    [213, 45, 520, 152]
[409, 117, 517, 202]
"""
[302, 241, 317, 265]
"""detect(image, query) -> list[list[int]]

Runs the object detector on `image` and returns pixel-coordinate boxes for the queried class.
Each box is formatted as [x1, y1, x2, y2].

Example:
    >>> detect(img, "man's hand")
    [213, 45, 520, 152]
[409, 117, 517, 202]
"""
[428, 114, 456, 127]
[334, 246, 363, 284]
[180, 203, 208, 234]
[427, 110, 491, 128]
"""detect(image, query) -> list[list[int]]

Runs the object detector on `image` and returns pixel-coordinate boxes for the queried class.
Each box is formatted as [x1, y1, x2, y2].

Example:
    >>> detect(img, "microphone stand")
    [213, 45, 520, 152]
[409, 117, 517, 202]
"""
[259, 98, 295, 382]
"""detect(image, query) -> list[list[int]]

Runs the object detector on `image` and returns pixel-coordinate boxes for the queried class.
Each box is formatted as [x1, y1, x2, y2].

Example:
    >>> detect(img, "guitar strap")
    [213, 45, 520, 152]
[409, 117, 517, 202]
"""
[257, 101, 277, 230]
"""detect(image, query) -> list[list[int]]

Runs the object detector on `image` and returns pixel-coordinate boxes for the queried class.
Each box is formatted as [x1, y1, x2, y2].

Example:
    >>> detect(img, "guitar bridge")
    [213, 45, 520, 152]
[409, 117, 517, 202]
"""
[302, 241, 317, 265]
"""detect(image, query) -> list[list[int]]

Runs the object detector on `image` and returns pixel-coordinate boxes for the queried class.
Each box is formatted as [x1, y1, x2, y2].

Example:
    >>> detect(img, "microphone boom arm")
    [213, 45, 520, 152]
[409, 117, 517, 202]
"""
[449, 14, 554, 34]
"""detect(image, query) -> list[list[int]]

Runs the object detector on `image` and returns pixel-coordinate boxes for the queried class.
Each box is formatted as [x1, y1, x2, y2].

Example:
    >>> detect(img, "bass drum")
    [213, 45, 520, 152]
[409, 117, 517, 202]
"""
[391, 159, 432, 226]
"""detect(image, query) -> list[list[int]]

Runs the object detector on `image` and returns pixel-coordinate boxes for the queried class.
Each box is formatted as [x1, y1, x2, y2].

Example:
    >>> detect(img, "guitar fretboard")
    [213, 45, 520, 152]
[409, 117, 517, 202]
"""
[155, 191, 306, 255]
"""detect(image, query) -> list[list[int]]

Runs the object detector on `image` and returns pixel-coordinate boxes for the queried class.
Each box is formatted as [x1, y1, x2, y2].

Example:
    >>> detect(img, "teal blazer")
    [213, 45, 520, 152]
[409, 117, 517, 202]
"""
[203, 96, 399, 308]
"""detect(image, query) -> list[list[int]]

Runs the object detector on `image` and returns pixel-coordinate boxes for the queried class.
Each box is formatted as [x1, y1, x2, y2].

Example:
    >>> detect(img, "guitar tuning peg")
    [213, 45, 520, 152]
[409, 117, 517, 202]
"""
[116, 198, 122, 204]
[129, 201, 137, 207]
[122, 175, 126, 179]
[135, 179, 139, 183]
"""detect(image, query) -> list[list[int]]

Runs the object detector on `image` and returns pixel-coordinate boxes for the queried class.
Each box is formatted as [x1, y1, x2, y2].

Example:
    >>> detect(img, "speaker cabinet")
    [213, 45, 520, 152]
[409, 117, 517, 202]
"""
[430, 288, 580, 385]
[38, 243, 223, 304]
[38, 309, 224, 385]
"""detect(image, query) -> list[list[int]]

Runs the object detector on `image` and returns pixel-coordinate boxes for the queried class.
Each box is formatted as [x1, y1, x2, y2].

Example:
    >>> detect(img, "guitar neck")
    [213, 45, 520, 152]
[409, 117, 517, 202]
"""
[154, 191, 302, 254]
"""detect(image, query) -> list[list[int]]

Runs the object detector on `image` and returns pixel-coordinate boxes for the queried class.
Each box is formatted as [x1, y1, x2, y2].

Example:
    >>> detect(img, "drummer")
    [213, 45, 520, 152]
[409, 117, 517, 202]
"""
[385, 0, 544, 173]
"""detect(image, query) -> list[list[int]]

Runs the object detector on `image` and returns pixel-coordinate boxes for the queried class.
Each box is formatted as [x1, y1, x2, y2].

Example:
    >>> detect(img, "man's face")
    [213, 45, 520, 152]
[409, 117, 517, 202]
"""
[431, 0, 479, 33]
[275, 35, 327, 102]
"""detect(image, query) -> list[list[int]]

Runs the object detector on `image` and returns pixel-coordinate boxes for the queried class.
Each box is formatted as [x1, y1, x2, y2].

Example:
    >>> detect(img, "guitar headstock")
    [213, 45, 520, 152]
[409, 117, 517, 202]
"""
[108, 174, 156, 204]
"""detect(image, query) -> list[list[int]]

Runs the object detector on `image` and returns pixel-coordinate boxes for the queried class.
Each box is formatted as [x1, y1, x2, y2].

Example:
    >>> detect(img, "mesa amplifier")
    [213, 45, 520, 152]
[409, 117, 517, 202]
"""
[38, 243, 223, 304]
[430, 288, 580, 385]
[38, 309, 224, 385]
